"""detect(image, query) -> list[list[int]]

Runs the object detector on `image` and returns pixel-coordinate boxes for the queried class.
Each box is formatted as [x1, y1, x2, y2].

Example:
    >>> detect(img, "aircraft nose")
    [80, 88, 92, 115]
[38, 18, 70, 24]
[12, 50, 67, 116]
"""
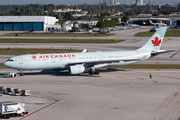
[3, 61, 9, 67]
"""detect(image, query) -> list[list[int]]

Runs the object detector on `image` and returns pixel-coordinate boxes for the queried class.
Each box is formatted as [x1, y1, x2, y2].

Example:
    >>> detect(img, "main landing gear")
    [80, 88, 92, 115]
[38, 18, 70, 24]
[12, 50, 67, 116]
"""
[89, 71, 99, 75]
[88, 67, 99, 75]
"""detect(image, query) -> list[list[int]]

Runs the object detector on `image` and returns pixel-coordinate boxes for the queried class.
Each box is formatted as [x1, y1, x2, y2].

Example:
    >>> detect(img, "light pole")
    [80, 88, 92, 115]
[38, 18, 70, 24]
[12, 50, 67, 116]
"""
[149, 0, 152, 14]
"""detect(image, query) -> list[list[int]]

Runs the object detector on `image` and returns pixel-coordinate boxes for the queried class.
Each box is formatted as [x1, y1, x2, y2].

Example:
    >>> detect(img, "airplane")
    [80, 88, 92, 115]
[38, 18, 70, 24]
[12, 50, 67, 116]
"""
[128, 23, 142, 28]
[149, 20, 167, 26]
[3, 27, 172, 76]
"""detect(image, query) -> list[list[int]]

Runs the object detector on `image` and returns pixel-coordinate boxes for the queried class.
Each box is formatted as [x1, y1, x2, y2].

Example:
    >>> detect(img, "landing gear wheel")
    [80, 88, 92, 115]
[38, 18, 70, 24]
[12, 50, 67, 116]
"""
[89, 71, 94, 75]
[20, 73, 23, 76]
[95, 71, 99, 75]
[89, 71, 99, 75]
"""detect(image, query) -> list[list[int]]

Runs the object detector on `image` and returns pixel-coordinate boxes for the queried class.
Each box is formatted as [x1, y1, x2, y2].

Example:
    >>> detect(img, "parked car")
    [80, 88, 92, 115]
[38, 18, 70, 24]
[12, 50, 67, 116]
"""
[106, 29, 110, 33]
[88, 29, 93, 33]
[68, 29, 75, 33]
[93, 28, 100, 32]
[149, 27, 159, 32]
[28, 29, 34, 33]
[102, 30, 107, 34]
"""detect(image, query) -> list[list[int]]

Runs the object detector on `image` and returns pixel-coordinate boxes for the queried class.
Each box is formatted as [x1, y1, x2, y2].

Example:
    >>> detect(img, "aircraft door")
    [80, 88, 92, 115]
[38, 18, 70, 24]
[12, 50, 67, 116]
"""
[51, 55, 56, 63]
[136, 52, 141, 60]
[99, 55, 103, 61]
[19, 57, 23, 64]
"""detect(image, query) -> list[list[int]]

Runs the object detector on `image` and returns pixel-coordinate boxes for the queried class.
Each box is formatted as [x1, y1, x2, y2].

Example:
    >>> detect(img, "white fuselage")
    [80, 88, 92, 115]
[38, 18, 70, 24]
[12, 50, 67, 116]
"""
[150, 20, 167, 26]
[3, 27, 168, 75]
[3, 50, 151, 70]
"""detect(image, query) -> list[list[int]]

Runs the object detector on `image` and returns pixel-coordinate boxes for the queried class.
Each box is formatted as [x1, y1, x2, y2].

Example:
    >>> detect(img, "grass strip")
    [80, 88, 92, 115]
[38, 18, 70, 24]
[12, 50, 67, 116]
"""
[103, 64, 180, 69]
[1, 33, 114, 37]
[0, 64, 8, 69]
[135, 29, 180, 37]
[0, 48, 82, 55]
[0, 39, 124, 43]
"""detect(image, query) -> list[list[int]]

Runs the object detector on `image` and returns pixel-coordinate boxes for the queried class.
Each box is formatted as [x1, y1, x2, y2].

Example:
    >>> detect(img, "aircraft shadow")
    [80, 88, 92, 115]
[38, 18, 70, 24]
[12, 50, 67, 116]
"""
[0, 68, 129, 77]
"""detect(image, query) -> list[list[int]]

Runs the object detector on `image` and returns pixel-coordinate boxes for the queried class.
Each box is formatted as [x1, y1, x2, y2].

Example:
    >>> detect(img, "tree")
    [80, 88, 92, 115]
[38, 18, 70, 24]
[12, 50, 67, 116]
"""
[73, 21, 78, 25]
[98, 17, 104, 22]
[111, 18, 119, 23]
[64, 12, 73, 21]
[96, 21, 105, 28]
[81, 24, 89, 29]
[121, 16, 129, 23]
[114, 10, 118, 14]
[161, 10, 171, 15]
[0, 4, 179, 17]
[73, 21, 79, 28]
[57, 19, 66, 25]
[78, 16, 88, 20]
[100, 12, 111, 17]
[124, 10, 133, 16]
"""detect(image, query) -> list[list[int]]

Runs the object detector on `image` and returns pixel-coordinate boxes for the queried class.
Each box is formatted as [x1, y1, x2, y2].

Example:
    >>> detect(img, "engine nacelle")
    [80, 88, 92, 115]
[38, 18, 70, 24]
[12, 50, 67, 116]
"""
[68, 65, 89, 74]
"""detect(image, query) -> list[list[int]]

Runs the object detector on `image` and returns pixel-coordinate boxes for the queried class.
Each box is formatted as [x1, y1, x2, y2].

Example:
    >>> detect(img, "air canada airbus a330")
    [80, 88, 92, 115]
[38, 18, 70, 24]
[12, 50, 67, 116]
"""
[4, 27, 171, 75]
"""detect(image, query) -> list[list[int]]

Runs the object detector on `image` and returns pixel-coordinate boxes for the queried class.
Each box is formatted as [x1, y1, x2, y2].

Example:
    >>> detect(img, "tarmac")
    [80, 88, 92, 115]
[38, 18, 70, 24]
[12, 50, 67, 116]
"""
[0, 26, 180, 120]
[0, 69, 180, 120]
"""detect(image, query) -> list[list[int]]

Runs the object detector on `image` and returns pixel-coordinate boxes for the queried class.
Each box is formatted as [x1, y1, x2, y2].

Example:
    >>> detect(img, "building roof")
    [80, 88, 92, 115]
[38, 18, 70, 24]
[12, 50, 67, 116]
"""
[0, 16, 57, 22]
[128, 17, 173, 22]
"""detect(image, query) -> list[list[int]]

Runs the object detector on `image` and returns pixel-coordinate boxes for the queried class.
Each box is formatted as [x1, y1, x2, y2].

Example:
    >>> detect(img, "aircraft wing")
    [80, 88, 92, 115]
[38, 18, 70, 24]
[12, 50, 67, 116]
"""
[65, 59, 139, 67]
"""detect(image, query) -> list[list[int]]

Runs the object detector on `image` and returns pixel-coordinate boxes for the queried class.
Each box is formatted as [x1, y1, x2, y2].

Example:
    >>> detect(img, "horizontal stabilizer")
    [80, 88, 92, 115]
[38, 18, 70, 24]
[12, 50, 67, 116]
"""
[151, 50, 176, 56]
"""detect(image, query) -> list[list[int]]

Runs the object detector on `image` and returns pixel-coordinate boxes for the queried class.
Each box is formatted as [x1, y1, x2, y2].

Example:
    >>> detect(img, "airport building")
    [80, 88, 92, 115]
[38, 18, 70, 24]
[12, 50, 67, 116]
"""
[136, 0, 143, 6]
[100, 0, 117, 6]
[127, 16, 180, 26]
[128, 18, 172, 25]
[76, 20, 98, 26]
[0, 16, 60, 31]
[62, 21, 73, 31]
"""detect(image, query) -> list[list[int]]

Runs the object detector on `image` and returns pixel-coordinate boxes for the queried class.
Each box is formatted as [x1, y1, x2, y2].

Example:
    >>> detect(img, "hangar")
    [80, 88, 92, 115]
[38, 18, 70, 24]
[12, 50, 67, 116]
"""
[128, 18, 172, 26]
[0, 16, 61, 31]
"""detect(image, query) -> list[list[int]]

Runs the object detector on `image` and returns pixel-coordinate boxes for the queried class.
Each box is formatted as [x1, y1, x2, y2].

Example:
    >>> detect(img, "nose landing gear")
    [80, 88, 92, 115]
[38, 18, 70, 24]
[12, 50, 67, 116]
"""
[19, 70, 23, 76]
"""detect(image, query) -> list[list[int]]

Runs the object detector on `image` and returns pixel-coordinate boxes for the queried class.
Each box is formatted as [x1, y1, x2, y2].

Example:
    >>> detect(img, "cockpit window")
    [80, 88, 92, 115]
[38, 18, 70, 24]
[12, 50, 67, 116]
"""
[7, 59, 13, 62]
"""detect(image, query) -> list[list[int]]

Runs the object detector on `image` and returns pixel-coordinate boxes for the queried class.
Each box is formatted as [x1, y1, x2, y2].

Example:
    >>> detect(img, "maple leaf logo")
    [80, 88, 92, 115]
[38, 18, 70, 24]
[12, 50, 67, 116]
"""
[31, 56, 37, 60]
[151, 37, 161, 46]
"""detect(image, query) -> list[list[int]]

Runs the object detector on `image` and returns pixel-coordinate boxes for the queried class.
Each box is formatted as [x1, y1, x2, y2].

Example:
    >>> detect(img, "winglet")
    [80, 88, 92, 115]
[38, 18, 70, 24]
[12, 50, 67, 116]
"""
[82, 49, 87, 53]
[137, 27, 167, 51]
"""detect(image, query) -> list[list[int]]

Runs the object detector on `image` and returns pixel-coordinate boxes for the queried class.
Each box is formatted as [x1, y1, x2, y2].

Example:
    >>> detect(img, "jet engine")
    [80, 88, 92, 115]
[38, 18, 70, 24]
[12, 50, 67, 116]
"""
[68, 65, 89, 74]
